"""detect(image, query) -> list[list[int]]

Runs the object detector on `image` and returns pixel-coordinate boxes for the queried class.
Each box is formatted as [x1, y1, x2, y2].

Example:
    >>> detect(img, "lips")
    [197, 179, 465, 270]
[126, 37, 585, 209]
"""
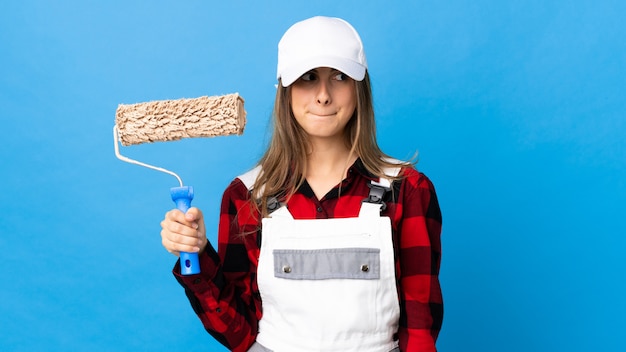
[308, 111, 336, 117]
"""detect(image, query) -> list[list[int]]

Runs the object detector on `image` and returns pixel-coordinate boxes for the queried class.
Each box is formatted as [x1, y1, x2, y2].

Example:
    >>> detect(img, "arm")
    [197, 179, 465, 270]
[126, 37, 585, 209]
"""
[396, 171, 443, 352]
[168, 179, 262, 352]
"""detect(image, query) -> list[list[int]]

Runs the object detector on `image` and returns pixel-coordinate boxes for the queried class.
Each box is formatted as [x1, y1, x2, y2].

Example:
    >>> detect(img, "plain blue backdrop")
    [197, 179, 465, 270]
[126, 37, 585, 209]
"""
[1, 1, 624, 351]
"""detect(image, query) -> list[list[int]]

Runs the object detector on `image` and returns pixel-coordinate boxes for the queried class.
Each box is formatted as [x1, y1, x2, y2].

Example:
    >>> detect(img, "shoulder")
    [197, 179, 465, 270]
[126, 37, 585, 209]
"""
[371, 157, 436, 192]
[236, 165, 262, 191]
[395, 166, 442, 221]
[221, 166, 260, 203]
[397, 165, 437, 192]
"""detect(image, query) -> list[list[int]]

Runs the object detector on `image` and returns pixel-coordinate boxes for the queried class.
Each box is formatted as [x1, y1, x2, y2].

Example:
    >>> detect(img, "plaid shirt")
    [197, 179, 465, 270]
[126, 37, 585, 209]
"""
[174, 159, 443, 352]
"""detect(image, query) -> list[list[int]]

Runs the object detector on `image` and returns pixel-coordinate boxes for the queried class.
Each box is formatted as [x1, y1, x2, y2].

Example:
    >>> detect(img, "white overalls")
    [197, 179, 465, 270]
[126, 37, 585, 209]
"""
[239, 167, 401, 352]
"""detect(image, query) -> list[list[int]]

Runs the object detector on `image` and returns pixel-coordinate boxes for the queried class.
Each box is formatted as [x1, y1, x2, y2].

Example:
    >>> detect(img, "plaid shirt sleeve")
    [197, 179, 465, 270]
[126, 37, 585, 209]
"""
[173, 178, 261, 352]
[390, 168, 443, 351]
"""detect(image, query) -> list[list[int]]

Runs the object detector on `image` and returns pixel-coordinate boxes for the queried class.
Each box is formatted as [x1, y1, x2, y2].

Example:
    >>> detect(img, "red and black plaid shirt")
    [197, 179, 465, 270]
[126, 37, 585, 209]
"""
[174, 159, 443, 352]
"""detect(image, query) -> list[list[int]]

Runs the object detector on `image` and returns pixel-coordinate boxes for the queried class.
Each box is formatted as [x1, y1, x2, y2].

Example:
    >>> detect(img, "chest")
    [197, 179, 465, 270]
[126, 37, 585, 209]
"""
[287, 179, 377, 219]
[305, 176, 343, 201]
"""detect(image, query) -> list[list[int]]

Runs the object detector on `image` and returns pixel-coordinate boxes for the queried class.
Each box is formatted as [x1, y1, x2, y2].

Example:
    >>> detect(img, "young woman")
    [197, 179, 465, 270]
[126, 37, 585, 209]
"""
[160, 16, 443, 352]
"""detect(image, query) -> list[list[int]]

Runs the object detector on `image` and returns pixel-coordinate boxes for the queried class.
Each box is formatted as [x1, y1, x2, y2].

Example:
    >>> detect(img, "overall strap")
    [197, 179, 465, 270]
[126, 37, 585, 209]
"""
[359, 164, 402, 217]
[237, 166, 286, 216]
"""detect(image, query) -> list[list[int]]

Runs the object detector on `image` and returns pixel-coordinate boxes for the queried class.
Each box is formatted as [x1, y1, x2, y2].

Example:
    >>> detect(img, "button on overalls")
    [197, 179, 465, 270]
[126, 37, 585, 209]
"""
[246, 176, 401, 352]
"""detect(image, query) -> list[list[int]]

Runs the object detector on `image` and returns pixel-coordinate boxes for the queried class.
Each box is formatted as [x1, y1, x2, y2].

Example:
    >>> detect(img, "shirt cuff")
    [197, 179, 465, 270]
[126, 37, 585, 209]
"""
[172, 243, 221, 293]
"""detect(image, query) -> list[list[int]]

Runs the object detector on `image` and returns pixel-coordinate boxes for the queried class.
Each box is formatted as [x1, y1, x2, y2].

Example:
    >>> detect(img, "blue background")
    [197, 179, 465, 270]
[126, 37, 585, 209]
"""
[1, 1, 624, 351]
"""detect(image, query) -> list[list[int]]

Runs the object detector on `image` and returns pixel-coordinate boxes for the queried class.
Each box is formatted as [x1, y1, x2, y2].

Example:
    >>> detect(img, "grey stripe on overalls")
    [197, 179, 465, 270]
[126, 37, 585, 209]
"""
[273, 247, 381, 280]
[248, 341, 400, 352]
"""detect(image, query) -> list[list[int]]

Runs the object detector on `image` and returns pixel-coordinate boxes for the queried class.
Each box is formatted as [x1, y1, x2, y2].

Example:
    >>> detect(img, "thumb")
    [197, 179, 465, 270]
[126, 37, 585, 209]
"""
[184, 207, 205, 231]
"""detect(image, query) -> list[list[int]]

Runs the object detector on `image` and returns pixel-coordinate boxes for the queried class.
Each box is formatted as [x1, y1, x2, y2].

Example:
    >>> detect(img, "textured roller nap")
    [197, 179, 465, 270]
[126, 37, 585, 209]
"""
[116, 93, 246, 146]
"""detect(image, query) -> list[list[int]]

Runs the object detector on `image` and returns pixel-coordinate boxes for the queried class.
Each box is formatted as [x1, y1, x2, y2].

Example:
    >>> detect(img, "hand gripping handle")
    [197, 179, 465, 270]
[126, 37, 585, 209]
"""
[170, 186, 200, 275]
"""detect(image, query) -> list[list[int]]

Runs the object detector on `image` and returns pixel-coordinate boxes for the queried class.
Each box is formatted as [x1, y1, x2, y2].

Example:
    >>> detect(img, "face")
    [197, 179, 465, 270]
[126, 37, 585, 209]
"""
[290, 67, 357, 143]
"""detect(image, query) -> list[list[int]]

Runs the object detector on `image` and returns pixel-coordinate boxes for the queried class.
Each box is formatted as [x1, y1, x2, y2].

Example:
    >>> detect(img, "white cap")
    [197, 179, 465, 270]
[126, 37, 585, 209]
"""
[277, 16, 368, 87]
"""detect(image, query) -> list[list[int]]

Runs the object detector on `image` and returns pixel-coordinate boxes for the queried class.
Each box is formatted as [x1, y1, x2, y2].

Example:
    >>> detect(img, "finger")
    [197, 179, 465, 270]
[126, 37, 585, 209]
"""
[160, 215, 202, 246]
[161, 228, 201, 253]
[185, 207, 202, 220]
[164, 210, 199, 233]
[162, 240, 180, 256]
[167, 209, 195, 227]
[161, 208, 205, 255]
[186, 207, 206, 233]
[163, 222, 201, 244]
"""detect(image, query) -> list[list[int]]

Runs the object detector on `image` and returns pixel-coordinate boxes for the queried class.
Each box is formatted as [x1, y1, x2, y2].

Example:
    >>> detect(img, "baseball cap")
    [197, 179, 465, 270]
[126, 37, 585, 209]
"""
[277, 16, 368, 87]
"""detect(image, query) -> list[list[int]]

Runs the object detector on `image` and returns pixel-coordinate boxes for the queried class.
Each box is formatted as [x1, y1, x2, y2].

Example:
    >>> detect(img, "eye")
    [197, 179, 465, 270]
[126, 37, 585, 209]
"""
[299, 71, 317, 81]
[334, 72, 349, 81]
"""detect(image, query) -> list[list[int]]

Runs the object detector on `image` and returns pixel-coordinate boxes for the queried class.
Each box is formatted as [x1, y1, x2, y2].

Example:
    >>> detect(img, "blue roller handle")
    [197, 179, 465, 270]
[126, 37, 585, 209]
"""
[170, 186, 200, 275]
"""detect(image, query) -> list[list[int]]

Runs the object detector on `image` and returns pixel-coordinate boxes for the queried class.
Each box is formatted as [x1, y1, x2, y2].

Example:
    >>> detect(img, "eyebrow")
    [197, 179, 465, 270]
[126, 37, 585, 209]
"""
[306, 68, 344, 75]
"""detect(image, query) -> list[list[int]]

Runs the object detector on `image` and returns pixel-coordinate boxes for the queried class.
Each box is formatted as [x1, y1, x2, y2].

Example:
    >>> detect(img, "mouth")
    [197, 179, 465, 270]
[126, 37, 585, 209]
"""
[308, 112, 336, 118]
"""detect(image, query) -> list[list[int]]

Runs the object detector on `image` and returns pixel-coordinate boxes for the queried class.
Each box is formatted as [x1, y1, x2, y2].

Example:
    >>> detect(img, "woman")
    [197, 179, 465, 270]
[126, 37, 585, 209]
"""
[160, 16, 443, 352]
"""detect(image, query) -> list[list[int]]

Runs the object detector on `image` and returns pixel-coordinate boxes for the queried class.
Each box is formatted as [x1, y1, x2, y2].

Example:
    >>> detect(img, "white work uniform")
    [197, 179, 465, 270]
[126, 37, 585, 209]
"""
[245, 177, 401, 352]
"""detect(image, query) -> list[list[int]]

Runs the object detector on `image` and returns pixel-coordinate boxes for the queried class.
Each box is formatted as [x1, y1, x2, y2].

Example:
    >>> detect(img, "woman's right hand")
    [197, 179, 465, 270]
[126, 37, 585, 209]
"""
[160, 207, 208, 257]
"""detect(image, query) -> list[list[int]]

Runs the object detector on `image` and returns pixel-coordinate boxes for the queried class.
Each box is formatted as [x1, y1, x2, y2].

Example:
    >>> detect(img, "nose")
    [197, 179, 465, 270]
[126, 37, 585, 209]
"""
[316, 81, 331, 105]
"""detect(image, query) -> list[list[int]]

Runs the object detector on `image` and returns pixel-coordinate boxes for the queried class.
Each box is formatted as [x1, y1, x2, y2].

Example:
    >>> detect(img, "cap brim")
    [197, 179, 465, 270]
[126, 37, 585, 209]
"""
[280, 57, 366, 87]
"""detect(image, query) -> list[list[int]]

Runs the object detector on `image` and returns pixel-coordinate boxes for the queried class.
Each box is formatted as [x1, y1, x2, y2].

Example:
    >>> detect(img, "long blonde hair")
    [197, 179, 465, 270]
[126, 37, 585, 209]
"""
[251, 71, 413, 217]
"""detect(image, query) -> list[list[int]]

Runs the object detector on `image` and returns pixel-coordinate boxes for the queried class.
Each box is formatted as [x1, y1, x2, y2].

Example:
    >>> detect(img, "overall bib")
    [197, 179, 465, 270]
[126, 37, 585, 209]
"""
[248, 180, 401, 352]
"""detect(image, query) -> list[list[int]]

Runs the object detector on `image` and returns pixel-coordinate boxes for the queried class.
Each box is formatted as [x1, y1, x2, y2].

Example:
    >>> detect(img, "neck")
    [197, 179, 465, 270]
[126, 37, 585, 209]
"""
[303, 139, 357, 199]
[306, 138, 355, 175]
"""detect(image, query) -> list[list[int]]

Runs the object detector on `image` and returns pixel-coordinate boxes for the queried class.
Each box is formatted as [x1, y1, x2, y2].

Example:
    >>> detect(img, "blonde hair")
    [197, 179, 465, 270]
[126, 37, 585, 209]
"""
[251, 72, 413, 217]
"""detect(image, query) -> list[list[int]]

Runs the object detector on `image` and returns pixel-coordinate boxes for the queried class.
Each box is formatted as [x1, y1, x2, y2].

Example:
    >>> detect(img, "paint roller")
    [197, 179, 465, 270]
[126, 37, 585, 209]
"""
[113, 93, 246, 275]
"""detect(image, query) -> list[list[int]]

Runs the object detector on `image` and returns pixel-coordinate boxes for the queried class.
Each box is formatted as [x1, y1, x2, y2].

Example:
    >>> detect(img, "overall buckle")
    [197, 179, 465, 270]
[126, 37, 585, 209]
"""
[363, 182, 389, 211]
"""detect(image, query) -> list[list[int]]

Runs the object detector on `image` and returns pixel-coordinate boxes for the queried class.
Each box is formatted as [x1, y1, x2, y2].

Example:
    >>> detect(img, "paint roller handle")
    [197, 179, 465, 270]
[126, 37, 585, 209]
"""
[170, 186, 201, 275]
